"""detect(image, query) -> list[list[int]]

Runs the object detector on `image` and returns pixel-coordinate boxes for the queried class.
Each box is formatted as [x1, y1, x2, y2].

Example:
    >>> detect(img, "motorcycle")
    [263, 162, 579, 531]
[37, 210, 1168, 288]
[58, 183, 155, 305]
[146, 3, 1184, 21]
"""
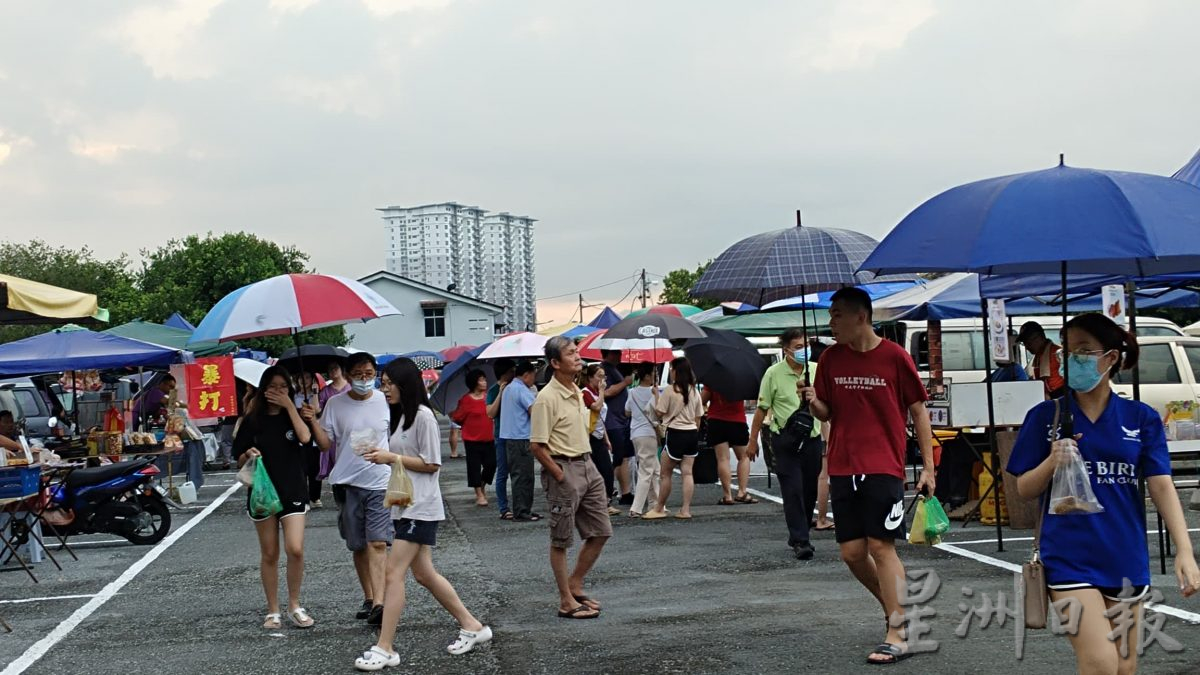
[44, 457, 174, 545]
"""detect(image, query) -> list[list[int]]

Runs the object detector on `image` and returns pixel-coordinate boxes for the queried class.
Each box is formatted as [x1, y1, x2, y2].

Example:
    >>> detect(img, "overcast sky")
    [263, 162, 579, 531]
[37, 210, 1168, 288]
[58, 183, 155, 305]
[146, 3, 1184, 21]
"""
[2, 0, 1198, 326]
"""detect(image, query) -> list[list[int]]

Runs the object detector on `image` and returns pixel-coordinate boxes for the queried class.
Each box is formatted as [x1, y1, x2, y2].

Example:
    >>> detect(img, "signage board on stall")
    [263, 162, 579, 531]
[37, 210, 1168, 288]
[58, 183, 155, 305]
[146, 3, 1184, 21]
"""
[1102, 284, 1126, 327]
[184, 357, 237, 421]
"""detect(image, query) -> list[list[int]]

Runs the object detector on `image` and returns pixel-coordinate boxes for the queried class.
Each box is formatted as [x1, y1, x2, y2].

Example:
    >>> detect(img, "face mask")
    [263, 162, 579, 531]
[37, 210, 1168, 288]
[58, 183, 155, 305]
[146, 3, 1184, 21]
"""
[1059, 352, 1108, 393]
[351, 379, 375, 395]
[786, 347, 809, 364]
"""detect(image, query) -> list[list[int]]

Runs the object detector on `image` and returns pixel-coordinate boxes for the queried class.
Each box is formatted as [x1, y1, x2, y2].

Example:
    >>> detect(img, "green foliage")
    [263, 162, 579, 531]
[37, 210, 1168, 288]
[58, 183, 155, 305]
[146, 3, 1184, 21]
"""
[0, 241, 144, 343]
[0, 233, 345, 356]
[137, 232, 347, 355]
[657, 261, 719, 310]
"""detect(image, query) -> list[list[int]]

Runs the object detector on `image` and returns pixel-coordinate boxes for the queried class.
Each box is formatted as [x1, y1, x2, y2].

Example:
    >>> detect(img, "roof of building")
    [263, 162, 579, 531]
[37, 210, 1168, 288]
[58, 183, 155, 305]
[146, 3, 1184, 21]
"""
[376, 202, 484, 213]
[358, 270, 505, 313]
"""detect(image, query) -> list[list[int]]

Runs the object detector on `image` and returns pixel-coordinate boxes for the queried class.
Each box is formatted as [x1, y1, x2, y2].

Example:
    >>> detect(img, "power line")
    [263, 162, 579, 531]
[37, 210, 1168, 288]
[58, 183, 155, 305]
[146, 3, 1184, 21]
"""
[535, 273, 639, 302]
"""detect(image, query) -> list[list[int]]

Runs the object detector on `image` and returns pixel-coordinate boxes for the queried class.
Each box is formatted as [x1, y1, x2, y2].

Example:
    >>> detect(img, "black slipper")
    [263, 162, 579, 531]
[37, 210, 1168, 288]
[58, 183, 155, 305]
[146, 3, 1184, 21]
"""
[572, 594, 601, 611]
[557, 605, 600, 619]
[866, 643, 911, 665]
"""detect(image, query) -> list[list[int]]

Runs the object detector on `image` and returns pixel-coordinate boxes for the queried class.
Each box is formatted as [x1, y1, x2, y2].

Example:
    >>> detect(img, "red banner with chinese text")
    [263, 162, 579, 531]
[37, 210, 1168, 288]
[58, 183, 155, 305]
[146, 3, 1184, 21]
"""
[185, 357, 237, 417]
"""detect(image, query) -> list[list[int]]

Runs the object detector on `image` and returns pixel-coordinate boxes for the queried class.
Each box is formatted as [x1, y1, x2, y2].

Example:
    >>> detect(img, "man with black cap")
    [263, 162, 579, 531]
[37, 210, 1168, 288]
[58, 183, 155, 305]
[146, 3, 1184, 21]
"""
[1016, 321, 1065, 399]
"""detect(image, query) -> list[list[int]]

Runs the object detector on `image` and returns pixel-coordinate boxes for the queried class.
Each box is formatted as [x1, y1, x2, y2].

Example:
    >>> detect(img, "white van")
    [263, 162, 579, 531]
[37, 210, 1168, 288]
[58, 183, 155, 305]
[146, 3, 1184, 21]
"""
[881, 315, 1184, 384]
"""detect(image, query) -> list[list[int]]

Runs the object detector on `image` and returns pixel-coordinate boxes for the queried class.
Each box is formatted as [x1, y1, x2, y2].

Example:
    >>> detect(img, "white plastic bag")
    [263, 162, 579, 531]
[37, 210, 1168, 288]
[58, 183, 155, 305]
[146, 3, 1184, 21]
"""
[237, 456, 257, 487]
[1049, 442, 1104, 515]
[350, 429, 378, 457]
[384, 459, 414, 508]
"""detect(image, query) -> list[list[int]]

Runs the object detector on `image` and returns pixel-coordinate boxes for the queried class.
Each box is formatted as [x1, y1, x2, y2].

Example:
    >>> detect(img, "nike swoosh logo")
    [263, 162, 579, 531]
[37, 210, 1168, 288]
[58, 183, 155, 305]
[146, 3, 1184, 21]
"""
[884, 501, 904, 531]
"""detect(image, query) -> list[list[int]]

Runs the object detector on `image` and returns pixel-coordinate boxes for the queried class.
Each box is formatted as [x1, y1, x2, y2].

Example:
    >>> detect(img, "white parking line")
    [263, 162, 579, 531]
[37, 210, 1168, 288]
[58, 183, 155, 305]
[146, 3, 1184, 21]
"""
[1, 482, 242, 675]
[735, 483, 1200, 625]
[0, 595, 98, 606]
[945, 527, 1200, 547]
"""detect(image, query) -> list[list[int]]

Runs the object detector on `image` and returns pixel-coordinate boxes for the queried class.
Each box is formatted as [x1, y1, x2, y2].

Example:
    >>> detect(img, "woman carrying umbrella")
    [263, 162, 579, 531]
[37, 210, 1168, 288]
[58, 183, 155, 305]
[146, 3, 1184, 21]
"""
[234, 366, 315, 630]
[643, 357, 705, 520]
[1008, 313, 1199, 675]
[450, 369, 496, 507]
[579, 364, 618, 516]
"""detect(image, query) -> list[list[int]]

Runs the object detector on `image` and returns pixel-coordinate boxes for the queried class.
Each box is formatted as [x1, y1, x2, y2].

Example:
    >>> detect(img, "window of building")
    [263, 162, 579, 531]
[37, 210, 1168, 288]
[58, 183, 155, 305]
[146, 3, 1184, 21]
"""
[423, 306, 446, 338]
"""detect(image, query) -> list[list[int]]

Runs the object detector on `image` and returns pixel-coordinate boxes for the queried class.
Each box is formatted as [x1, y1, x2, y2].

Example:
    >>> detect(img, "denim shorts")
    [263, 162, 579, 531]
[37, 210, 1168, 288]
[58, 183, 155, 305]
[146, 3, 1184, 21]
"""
[393, 518, 438, 547]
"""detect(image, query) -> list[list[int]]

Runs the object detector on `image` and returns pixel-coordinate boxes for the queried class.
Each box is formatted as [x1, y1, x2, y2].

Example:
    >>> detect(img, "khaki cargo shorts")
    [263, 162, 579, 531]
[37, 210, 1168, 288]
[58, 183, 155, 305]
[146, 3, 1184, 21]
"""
[541, 456, 613, 549]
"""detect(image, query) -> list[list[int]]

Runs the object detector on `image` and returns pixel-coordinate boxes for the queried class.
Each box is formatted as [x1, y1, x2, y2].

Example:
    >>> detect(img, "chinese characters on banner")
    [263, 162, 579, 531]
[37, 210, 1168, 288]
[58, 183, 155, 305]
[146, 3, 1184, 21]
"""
[185, 357, 237, 417]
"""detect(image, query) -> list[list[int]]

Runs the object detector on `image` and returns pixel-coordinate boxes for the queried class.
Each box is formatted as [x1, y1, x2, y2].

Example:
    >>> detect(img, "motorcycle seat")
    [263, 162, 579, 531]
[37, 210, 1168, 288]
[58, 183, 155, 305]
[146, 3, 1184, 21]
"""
[65, 461, 150, 489]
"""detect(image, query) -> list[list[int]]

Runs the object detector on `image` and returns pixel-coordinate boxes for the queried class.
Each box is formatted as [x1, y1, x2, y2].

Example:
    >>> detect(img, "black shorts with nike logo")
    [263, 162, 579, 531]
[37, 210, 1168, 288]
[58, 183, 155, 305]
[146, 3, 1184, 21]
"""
[829, 474, 907, 544]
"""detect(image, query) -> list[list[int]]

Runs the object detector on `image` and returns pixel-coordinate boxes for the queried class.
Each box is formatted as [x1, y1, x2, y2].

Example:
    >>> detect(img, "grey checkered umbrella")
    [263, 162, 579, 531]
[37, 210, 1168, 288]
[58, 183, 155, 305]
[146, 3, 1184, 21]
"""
[690, 221, 908, 305]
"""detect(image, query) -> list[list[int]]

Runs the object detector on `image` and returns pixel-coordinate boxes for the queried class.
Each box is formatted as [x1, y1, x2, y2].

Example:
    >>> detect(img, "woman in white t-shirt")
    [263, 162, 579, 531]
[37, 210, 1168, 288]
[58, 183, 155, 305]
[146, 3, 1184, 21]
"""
[625, 363, 661, 517]
[354, 358, 492, 672]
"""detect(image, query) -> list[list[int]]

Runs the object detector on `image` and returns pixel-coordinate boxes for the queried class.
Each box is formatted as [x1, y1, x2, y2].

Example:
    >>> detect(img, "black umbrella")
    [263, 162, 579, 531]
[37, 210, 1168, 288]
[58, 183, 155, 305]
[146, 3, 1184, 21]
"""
[278, 345, 350, 375]
[594, 314, 706, 366]
[683, 328, 766, 400]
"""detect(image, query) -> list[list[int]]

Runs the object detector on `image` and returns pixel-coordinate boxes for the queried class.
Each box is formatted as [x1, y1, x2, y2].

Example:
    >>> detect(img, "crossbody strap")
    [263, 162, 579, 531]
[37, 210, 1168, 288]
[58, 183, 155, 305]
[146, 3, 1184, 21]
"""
[1033, 398, 1061, 556]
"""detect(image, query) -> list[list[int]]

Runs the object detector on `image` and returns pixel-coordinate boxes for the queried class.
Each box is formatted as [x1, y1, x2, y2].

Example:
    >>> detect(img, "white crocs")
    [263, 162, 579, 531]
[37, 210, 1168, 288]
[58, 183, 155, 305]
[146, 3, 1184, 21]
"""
[354, 646, 401, 671]
[447, 625, 493, 655]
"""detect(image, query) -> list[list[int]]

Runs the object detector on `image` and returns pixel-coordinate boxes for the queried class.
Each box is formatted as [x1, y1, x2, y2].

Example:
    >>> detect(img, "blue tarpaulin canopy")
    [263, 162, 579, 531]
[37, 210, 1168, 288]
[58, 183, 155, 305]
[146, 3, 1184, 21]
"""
[760, 281, 918, 311]
[587, 307, 622, 329]
[874, 273, 1200, 322]
[0, 326, 183, 376]
[1174, 147, 1200, 187]
[164, 312, 196, 331]
[562, 324, 601, 339]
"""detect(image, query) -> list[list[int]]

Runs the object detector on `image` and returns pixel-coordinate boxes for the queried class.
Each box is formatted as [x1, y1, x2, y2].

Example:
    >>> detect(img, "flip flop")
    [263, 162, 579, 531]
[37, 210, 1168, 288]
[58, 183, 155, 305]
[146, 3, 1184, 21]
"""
[733, 494, 760, 504]
[557, 605, 600, 620]
[500, 512, 514, 520]
[716, 497, 737, 506]
[573, 594, 601, 611]
[866, 643, 911, 665]
[674, 512, 693, 520]
[814, 523, 836, 531]
[641, 510, 668, 520]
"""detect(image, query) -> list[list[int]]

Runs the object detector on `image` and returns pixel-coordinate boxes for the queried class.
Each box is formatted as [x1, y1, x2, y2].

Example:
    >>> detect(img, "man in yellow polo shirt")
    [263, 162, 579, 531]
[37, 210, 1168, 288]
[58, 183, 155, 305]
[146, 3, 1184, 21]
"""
[530, 335, 613, 620]
[747, 327, 824, 560]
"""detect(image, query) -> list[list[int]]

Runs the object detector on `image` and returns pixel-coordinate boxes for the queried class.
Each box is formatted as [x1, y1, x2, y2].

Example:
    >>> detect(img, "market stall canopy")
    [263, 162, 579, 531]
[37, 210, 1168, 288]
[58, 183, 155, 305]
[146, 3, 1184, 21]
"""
[0, 326, 183, 377]
[873, 273, 1200, 322]
[105, 320, 235, 357]
[164, 312, 196, 331]
[759, 281, 918, 311]
[587, 306, 623, 328]
[697, 309, 831, 337]
[0, 274, 108, 325]
[1173, 146, 1200, 187]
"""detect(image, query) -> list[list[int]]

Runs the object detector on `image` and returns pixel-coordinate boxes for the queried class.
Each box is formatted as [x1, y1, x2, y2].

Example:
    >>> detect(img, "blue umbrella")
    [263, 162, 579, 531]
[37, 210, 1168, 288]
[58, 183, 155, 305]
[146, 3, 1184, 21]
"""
[429, 344, 490, 415]
[861, 159, 1200, 277]
[561, 324, 600, 339]
[692, 217, 906, 304]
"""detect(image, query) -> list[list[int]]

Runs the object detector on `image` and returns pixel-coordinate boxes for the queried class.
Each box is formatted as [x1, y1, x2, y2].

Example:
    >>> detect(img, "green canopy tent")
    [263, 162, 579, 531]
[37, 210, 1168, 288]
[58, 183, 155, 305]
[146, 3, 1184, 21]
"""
[104, 320, 236, 357]
[696, 309, 831, 337]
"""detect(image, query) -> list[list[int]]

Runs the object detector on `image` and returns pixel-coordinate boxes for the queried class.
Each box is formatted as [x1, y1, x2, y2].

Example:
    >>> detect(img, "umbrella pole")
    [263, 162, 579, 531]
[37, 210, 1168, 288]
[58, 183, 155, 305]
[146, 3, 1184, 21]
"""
[1060, 262, 1073, 437]
[293, 330, 311, 406]
[1127, 285, 1163, 574]
[979, 299, 1004, 552]
[801, 286, 811, 386]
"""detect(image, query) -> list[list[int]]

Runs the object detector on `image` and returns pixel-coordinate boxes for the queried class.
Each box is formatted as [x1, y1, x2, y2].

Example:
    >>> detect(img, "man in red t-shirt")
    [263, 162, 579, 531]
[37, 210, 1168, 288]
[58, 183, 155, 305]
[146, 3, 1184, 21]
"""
[801, 287, 935, 666]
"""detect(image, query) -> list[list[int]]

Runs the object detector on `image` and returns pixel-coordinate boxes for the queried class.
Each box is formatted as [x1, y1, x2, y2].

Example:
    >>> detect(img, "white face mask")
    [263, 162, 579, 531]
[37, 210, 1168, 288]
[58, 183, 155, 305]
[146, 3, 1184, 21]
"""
[351, 379, 374, 395]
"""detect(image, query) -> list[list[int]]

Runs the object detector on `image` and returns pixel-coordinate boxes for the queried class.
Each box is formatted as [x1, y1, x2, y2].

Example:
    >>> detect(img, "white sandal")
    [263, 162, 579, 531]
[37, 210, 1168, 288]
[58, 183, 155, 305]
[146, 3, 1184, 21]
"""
[354, 646, 401, 671]
[262, 613, 282, 630]
[288, 607, 315, 628]
[447, 625, 493, 655]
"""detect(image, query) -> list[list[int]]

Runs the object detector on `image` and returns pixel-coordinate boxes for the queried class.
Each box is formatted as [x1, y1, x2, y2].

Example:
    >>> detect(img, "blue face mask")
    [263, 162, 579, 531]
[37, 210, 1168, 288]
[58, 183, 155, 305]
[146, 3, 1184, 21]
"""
[1059, 352, 1107, 393]
[786, 347, 810, 364]
[351, 379, 375, 395]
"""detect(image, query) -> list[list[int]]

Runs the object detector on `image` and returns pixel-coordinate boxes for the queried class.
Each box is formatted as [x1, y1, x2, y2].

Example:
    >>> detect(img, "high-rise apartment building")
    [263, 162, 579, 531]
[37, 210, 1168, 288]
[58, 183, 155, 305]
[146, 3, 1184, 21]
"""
[379, 202, 537, 331]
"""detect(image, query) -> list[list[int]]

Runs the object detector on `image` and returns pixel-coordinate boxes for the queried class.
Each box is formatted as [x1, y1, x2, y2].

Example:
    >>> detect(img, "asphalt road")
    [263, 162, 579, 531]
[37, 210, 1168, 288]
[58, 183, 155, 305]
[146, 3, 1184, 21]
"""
[2, 457, 1198, 674]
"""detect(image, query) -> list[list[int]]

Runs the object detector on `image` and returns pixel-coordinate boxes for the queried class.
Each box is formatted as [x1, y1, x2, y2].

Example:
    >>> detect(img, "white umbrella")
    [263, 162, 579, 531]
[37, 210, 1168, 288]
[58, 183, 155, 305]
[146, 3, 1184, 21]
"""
[234, 358, 269, 387]
[477, 332, 549, 360]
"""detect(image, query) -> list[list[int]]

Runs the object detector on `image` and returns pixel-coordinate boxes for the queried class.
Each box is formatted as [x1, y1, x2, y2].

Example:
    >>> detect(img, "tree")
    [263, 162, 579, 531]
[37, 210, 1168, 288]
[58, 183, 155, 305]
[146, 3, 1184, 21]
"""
[138, 232, 346, 355]
[0, 241, 145, 344]
[657, 261, 719, 309]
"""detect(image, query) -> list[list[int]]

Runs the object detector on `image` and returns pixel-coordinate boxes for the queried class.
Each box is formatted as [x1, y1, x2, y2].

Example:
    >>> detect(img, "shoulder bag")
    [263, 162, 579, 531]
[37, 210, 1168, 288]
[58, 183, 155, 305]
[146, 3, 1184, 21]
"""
[1022, 399, 1059, 629]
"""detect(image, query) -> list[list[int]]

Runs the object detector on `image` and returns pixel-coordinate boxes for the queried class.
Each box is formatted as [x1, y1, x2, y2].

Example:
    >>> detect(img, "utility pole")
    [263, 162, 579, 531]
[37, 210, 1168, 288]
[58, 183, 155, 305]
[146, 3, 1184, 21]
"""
[579, 294, 584, 324]
[640, 269, 649, 309]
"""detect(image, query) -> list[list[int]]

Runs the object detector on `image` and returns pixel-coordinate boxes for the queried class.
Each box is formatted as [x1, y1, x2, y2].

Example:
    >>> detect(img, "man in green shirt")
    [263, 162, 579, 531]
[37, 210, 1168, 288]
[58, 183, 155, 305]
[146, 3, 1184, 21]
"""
[747, 327, 824, 560]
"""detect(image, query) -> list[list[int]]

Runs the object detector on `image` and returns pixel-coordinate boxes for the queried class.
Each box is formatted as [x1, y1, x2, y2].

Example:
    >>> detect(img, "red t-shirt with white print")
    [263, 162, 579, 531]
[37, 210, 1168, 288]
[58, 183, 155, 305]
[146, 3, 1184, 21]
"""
[815, 339, 928, 479]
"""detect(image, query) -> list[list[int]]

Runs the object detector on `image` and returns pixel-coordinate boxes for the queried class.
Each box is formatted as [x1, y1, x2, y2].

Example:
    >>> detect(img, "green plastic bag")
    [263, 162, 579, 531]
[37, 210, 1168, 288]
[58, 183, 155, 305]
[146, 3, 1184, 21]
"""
[249, 458, 283, 519]
[924, 495, 950, 543]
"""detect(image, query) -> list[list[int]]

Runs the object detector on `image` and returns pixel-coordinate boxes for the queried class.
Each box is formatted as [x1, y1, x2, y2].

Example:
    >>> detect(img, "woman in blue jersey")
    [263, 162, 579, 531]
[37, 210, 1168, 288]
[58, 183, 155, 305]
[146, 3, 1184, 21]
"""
[1008, 313, 1199, 674]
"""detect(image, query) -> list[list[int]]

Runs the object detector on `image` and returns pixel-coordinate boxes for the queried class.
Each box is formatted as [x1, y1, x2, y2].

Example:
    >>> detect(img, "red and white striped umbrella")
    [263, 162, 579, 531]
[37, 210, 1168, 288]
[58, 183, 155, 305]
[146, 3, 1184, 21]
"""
[191, 274, 401, 343]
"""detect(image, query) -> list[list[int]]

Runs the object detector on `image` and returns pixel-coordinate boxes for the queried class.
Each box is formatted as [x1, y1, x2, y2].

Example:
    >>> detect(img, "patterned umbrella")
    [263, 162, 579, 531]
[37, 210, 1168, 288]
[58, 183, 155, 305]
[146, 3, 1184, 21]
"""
[690, 218, 906, 305]
[625, 304, 703, 319]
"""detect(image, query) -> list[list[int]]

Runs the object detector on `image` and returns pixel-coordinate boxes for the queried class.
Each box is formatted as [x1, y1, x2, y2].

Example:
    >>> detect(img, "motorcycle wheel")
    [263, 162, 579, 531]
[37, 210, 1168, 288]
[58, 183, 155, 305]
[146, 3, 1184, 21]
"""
[124, 494, 172, 545]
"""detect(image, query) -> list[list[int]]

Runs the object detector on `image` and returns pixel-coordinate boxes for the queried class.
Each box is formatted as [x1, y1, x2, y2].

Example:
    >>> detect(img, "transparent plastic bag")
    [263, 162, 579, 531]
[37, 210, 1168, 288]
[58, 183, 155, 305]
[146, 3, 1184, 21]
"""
[908, 498, 928, 545]
[350, 429, 378, 457]
[237, 456, 256, 486]
[1049, 442, 1104, 515]
[249, 458, 283, 518]
[385, 459, 414, 508]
